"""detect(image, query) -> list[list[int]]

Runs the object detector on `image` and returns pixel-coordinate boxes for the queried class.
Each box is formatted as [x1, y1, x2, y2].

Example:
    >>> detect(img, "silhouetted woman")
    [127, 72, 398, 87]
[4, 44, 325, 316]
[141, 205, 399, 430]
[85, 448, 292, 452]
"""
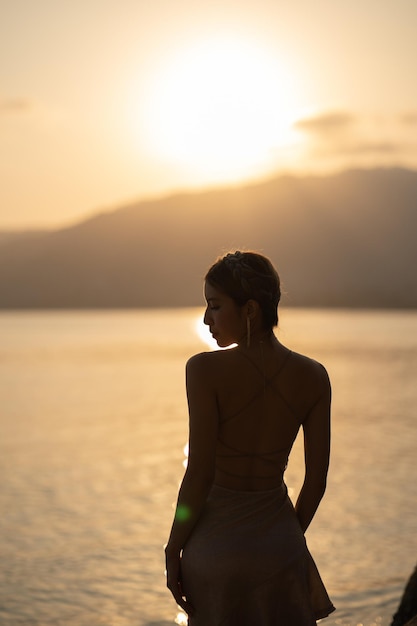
[165, 251, 335, 625]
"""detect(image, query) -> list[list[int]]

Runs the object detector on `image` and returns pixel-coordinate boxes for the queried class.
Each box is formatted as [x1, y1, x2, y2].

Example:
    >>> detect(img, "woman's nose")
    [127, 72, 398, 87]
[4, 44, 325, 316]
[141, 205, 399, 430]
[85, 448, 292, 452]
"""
[203, 308, 211, 326]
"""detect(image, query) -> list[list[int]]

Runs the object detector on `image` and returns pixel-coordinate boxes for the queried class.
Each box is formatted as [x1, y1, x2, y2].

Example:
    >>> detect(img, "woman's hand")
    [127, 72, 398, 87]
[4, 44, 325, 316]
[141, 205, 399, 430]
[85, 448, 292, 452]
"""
[165, 547, 194, 616]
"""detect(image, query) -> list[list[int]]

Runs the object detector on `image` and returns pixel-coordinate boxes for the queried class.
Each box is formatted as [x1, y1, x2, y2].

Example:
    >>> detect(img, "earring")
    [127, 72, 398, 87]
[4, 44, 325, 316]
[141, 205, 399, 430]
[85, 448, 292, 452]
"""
[246, 316, 251, 348]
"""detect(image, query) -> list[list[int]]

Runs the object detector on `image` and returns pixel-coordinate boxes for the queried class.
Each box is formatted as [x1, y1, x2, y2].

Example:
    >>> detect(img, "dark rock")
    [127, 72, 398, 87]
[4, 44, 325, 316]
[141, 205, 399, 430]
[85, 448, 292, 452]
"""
[392, 566, 417, 626]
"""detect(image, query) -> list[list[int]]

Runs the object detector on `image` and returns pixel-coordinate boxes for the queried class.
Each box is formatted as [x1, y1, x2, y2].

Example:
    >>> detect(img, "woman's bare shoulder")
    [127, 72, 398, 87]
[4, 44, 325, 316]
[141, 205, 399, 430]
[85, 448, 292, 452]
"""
[186, 349, 238, 376]
[188, 348, 238, 363]
[288, 350, 330, 387]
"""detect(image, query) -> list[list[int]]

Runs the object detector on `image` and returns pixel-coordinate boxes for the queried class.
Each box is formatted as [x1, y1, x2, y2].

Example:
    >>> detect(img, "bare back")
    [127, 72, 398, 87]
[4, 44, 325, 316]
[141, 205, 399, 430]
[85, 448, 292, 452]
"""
[197, 340, 329, 491]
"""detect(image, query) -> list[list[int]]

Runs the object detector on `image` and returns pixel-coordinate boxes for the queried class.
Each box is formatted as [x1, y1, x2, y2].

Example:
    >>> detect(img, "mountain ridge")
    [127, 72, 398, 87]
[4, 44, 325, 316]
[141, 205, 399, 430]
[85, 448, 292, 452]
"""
[1, 167, 416, 309]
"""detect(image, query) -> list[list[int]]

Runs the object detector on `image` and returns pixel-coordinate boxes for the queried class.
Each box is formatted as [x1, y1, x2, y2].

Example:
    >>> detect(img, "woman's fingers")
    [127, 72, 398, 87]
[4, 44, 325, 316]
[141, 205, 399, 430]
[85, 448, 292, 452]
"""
[166, 554, 194, 616]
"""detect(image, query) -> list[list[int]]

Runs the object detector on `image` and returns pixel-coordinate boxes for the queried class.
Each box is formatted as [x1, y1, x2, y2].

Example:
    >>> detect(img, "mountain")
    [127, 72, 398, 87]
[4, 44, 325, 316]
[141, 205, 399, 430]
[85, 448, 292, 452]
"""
[0, 167, 416, 309]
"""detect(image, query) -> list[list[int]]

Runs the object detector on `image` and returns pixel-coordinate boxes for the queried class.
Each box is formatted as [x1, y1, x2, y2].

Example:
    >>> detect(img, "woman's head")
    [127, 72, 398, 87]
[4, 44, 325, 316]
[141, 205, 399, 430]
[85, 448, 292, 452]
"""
[205, 251, 281, 330]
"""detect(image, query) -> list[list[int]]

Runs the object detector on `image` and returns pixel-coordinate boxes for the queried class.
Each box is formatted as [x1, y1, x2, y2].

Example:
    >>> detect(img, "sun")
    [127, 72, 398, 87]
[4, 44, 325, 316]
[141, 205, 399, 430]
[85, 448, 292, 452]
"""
[140, 36, 302, 185]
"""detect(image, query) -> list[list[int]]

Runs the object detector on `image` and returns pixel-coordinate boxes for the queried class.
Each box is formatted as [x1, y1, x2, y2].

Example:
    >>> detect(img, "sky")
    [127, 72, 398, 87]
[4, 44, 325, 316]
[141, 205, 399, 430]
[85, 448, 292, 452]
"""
[1, 0, 417, 229]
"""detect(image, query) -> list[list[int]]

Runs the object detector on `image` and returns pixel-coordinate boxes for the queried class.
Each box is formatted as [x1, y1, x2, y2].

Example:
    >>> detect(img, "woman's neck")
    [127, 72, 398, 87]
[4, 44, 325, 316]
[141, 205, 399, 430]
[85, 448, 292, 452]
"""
[238, 328, 278, 350]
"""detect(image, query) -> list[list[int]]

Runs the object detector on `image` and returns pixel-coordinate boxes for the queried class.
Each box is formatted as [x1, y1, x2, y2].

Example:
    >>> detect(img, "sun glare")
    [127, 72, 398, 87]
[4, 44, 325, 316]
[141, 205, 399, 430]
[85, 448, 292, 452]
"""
[141, 36, 301, 184]
[195, 316, 218, 350]
[195, 315, 237, 351]
[175, 612, 188, 626]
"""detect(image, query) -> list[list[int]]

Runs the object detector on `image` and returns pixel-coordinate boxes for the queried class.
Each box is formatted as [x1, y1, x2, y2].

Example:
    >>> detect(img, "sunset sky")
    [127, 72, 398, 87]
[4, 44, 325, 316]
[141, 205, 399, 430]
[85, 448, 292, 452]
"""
[2, 0, 417, 229]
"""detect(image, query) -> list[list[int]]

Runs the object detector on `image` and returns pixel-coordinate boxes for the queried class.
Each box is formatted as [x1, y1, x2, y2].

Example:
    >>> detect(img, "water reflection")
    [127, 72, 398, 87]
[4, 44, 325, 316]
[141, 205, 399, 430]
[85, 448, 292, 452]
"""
[183, 443, 189, 469]
[194, 314, 237, 350]
[2, 309, 415, 626]
[194, 315, 217, 350]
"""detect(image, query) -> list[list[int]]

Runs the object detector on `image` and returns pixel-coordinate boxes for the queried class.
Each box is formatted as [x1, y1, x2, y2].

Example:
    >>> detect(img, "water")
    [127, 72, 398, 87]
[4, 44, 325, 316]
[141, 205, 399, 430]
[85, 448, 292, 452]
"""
[0, 308, 416, 626]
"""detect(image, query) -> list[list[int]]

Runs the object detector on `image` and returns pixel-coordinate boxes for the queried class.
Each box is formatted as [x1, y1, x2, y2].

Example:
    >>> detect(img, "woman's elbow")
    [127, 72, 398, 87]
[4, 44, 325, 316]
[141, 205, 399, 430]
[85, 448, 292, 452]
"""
[184, 463, 215, 489]
[305, 473, 328, 498]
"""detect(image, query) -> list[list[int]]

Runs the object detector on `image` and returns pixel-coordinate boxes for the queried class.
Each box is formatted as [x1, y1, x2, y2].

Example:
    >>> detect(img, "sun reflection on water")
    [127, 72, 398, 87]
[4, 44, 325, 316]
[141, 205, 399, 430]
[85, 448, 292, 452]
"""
[194, 315, 236, 350]
[194, 316, 217, 350]
[175, 611, 188, 625]
[183, 442, 189, 469]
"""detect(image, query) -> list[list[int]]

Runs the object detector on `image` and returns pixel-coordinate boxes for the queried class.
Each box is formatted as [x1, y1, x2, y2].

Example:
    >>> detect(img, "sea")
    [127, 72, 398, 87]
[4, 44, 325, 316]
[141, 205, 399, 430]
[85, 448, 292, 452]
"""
[0, 307, 416, 626]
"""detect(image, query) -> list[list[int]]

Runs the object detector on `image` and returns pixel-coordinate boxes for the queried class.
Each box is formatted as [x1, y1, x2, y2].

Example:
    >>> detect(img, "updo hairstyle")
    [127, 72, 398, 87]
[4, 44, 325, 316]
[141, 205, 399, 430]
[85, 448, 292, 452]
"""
[205, 251, 281, 330]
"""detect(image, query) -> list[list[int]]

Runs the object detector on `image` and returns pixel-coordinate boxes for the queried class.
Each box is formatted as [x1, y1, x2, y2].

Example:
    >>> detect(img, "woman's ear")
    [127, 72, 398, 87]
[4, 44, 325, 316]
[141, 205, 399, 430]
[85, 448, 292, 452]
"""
[246, 299, 260, 320]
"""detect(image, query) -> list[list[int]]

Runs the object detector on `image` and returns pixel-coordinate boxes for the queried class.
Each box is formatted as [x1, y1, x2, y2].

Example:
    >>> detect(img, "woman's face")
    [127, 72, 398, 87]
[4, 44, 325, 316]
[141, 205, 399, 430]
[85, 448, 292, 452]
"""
[203, 282, 246, 347]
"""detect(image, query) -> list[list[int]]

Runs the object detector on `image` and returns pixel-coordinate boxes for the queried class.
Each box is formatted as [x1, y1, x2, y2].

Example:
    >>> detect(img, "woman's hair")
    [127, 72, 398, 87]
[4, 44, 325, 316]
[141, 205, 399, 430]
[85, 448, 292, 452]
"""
[205, 251, 281, 329]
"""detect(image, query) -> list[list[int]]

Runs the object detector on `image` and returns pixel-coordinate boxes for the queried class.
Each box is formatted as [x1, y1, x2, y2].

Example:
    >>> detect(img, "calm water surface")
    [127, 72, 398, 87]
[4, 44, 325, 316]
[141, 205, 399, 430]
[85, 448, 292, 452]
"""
[0, 308, 416, 626]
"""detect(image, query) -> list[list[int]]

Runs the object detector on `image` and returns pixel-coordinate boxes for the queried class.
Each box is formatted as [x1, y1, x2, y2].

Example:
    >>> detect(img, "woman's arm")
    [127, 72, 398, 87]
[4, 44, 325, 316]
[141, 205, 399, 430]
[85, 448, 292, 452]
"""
[165, 353, 219, 613]
[295, 365, 331, 533]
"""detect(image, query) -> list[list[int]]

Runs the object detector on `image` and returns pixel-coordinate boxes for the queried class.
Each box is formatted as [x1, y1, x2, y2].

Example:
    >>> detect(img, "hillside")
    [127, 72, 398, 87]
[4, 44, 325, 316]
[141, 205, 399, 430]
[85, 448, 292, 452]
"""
[0, 167, 416, 308]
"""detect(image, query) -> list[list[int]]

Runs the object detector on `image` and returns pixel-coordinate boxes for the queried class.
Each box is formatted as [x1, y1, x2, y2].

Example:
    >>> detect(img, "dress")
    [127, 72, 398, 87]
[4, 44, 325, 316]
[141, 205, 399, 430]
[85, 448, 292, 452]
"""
[181, 483, 335, 626]
[181, 349, 335, 625]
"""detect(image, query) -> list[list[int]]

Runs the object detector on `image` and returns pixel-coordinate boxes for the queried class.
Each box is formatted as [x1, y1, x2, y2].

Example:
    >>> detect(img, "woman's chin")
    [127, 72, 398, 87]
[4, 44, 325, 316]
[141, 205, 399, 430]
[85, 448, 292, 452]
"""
[216, 338, 236, 349]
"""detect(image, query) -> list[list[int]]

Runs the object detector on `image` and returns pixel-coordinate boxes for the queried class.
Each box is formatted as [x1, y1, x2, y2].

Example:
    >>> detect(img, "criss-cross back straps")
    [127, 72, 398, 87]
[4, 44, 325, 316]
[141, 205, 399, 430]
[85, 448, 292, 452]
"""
[220, 348, 295, 426]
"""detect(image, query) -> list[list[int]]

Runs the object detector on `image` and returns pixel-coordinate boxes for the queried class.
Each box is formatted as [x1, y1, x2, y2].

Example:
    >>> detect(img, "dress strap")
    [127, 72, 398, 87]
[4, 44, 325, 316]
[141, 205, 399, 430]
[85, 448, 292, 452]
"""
[221, 349, 297, 425]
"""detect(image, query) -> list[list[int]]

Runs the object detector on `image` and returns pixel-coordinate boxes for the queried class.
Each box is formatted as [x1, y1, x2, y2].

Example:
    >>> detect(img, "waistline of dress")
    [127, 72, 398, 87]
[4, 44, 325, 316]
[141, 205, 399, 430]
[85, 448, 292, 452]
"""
[210, 481, 288, 500]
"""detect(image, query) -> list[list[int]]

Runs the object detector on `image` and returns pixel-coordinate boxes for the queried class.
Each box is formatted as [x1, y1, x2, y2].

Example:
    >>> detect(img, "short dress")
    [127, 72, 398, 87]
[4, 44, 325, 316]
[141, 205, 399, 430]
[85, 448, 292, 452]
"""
[181, 481, 335, 625]
[181, 350, 335, 625]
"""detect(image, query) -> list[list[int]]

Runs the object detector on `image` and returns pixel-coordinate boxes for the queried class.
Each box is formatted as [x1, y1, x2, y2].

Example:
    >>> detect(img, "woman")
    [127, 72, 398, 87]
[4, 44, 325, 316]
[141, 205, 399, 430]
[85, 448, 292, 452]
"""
[165, 251, 335, 625]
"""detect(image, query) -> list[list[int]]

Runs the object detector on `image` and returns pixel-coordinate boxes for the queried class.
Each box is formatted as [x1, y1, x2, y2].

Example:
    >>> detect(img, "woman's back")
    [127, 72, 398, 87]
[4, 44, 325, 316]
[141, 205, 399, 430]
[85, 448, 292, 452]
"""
[200, 339, 328, 491]
[180, 339, 334, 624]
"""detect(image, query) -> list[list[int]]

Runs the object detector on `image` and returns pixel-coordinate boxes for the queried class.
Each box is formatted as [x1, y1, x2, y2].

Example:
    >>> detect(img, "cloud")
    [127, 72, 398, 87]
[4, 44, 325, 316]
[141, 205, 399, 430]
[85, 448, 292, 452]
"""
[293, 110, 416, 157]
[294, 111, 356, 135]
[400, 112, 417, 126]
[0, 98, 33, 114]
[286, 109, 417, 170]
[305, 140, 403, 162]
[343, 141, 399, 155]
